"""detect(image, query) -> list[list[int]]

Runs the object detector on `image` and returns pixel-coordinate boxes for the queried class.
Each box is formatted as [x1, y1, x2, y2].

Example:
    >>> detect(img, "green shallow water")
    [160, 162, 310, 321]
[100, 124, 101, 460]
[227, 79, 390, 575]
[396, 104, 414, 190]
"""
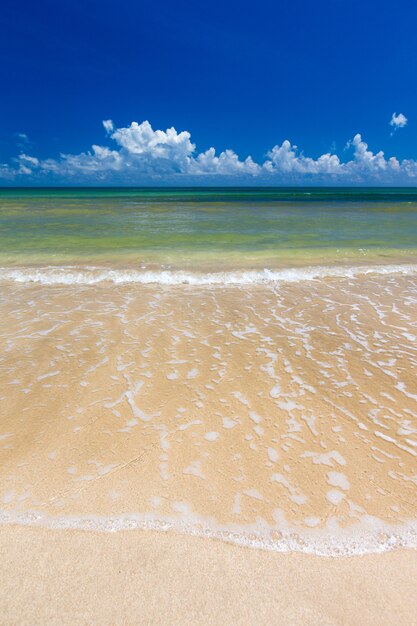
[1, 187, 417, 269]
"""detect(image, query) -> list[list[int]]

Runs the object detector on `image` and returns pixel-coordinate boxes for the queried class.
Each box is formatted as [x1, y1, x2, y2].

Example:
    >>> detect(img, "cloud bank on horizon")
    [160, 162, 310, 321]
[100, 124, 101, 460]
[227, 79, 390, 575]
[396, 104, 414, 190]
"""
[1, 116, 415, 185]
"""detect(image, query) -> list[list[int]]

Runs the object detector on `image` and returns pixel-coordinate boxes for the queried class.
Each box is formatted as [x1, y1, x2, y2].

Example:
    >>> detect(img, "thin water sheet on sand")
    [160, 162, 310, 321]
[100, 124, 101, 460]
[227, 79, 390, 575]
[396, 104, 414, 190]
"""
[0, 270, 416, 555]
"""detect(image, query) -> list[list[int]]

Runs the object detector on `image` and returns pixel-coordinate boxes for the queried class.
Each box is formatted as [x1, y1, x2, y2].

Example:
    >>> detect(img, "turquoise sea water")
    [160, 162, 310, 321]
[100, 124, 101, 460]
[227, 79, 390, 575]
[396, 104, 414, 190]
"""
[1, 187, 417, 269]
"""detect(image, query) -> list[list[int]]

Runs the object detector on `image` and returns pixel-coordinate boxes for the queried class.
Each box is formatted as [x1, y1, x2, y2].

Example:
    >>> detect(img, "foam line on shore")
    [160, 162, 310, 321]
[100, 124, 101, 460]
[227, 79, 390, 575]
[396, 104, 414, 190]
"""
[1, 509, 417, 557]
[0, 264, 417, 286]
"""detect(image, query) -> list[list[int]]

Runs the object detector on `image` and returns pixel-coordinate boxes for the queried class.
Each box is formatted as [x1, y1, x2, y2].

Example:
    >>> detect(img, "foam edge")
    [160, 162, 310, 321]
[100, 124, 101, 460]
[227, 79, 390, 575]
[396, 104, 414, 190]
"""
[1, 509, 417, 558]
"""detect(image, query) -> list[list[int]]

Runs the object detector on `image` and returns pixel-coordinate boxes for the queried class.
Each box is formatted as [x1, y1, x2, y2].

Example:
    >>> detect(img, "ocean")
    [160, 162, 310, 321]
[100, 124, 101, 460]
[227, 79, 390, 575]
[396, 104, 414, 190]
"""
[1, 187, 417, 271]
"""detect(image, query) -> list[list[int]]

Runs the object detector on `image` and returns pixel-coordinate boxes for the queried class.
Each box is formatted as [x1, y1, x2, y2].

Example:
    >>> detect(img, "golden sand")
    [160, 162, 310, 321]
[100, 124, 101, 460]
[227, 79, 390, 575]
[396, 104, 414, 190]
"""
[1, 270, 417, 624]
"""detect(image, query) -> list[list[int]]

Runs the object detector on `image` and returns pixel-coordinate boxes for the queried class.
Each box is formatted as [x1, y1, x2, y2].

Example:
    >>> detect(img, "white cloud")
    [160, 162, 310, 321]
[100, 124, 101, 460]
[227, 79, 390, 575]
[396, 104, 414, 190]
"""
[19, 154, 39, 166]
[390, 112, 407, 129]
[262, 133, 404, 181]
[348, 133, 400, 174]
[264, 140, 341, 175]
[55, 145, 123, 176]
[190, 147, 260, 175]
[110, 120, 195, 164]
[16, 154, 40, 175]
[13, 120, 258, 180]
[2, 117, 417, 183]
[102, 120, 114, 134]
[53, 120, 197, 177]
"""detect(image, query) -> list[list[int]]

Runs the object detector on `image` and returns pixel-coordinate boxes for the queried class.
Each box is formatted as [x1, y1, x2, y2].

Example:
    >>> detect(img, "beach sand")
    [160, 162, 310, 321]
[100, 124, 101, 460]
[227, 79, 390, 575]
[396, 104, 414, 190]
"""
[1, 273, 417, 624]
[1, 526, 416, 625]
[1, 277, 416, 528]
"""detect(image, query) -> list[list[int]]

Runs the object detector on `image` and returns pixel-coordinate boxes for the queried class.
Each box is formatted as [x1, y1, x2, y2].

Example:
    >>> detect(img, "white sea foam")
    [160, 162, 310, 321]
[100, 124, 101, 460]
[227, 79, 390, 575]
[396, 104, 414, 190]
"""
[0, 264, 416, 286]
[1, 508, 417, 557]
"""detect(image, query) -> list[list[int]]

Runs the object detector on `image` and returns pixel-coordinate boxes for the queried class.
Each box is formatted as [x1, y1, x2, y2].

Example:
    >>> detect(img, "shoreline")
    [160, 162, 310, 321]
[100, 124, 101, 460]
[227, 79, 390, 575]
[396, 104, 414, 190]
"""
[1, 258, 417, 286]
[1, 509, 417, 558]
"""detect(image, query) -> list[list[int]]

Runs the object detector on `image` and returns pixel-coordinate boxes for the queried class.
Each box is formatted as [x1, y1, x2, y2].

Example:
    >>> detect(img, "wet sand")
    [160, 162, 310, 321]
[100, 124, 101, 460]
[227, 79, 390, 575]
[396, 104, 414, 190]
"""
[1, 270, 417, 623]
[1, 526, 416, 625]
[1, 275, 417, 538]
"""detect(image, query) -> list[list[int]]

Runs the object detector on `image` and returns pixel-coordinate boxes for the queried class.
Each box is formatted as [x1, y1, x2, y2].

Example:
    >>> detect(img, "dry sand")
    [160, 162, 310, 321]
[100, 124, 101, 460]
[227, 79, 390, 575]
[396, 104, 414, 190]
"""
[0, 526, 416, 625]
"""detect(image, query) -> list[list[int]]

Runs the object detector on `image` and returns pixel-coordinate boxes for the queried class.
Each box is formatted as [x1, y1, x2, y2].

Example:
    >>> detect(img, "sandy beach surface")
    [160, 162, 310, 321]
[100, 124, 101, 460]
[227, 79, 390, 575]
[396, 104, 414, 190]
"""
[1, 272, 417, 624]
[1, 526, 416, 625]
[1, 278, 417, 531]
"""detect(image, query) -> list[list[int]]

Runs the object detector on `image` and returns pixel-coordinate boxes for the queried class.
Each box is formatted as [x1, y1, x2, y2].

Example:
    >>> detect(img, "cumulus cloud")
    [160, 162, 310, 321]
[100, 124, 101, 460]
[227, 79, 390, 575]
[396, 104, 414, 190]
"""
[390, 112, 408, 130]
[348, 133, 401, 174]
[111, 121, 194, 157]
[190, 147, 260, 175]
[264, 140, 341, 175]
[262, 133, 406, 181]
[1, 117, 417, 183]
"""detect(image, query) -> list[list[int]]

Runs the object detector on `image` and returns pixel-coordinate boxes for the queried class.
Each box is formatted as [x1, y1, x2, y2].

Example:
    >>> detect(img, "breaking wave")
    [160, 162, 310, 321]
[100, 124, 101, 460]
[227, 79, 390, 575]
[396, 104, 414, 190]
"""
[1, 264, 417, 286]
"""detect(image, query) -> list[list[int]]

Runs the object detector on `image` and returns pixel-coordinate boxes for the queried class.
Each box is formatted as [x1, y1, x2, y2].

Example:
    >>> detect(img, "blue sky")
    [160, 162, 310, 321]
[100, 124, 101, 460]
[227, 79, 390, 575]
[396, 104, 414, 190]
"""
[1, 0, 416, 185]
